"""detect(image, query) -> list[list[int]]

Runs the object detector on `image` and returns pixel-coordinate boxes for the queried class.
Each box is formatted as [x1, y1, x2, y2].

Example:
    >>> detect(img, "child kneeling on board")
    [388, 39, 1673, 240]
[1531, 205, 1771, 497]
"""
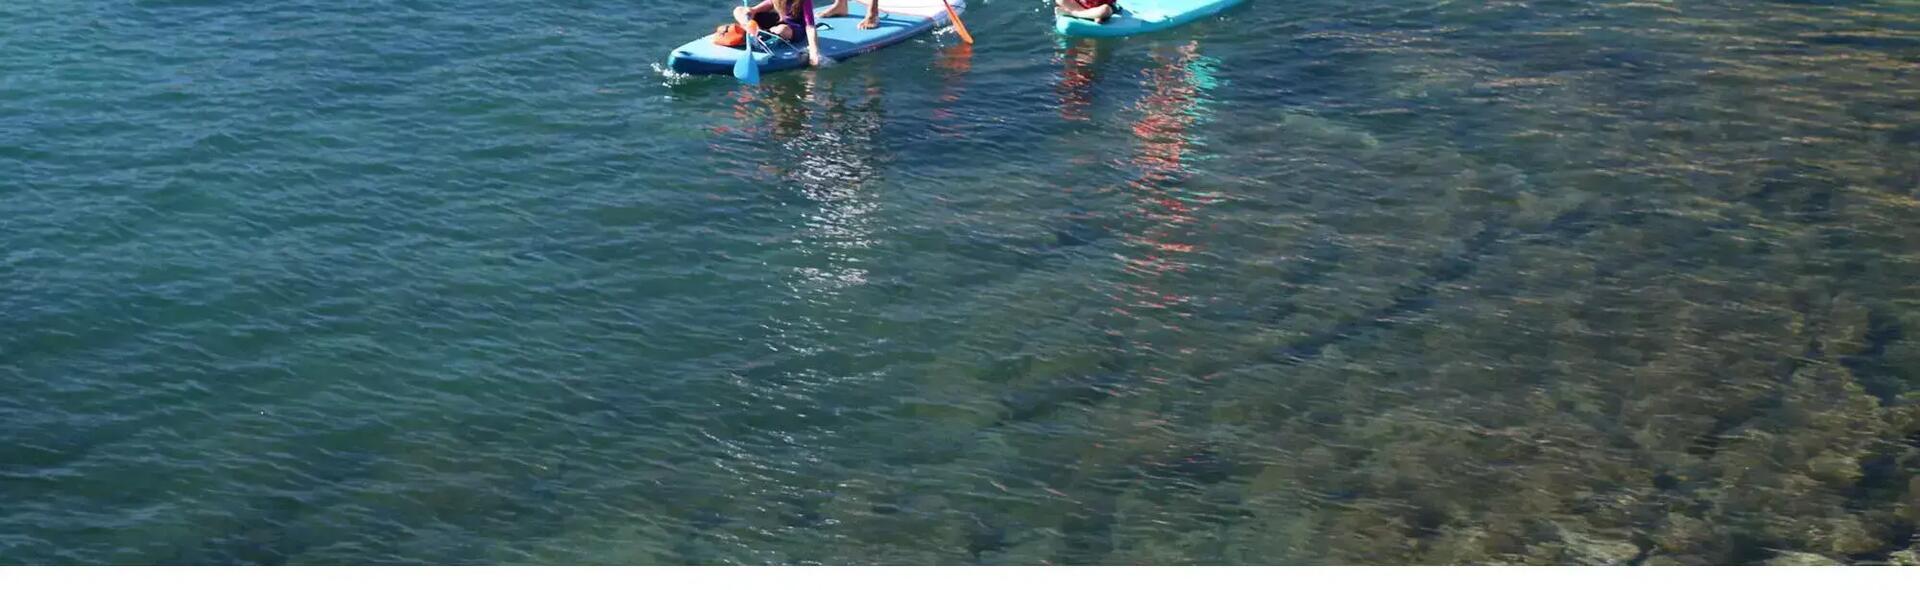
[1057, 0, 1116, 23]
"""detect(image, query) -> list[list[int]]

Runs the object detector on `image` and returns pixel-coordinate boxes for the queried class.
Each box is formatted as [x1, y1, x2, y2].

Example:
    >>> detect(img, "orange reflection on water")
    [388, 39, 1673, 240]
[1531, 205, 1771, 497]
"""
[931, 43, 973, 136]
[710, 85, 759, 136]
[1111, 42, 1214, 331]
[1055, 39, 1101, 122]
[937, 42, 973, 83]
[1128, 43, 1205, 192]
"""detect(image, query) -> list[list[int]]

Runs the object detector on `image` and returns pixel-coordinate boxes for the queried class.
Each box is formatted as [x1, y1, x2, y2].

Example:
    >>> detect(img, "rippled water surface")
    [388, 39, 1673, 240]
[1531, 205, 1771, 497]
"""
[5, 0, 1920, 565]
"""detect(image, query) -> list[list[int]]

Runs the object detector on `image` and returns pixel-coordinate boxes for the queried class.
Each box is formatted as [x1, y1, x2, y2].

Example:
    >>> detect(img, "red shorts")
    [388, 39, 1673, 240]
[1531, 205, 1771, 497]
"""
[1070, 0, 1115, 8]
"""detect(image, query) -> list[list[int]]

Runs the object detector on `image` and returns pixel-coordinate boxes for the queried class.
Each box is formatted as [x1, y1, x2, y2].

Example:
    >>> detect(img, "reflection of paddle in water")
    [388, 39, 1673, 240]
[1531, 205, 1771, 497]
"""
[929, 43, 973, 136]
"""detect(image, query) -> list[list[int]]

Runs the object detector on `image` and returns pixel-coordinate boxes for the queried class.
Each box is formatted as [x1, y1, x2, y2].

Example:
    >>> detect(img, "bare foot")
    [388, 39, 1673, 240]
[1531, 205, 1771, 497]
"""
[1068, 5, 1112, 22]
[817, 2, 849, 18]
[860, 15, 879, 29]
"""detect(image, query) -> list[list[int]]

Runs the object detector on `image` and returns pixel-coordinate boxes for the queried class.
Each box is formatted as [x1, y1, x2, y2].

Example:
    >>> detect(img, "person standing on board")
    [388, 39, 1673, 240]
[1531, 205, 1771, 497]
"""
[818, 0, 882, 30]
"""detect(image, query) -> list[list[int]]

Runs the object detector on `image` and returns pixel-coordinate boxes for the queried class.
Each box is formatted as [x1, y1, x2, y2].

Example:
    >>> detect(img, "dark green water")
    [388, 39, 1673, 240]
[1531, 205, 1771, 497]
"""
[4, 0, 1919, 565]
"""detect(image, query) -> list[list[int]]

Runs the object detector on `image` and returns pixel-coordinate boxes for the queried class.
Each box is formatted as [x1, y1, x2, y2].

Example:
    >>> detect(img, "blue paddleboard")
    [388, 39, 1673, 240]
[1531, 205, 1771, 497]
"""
[668, 0, 964, 75]
[1054, 0, 1245, 38]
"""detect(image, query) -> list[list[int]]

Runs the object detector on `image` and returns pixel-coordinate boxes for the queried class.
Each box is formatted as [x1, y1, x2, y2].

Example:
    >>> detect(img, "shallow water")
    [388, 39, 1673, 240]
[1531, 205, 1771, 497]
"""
[3, 0, 1919, 564]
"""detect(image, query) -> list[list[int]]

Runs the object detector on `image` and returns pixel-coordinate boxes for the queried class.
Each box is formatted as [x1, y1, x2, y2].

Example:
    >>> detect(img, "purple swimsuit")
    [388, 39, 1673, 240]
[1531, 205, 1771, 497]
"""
[783, 0, 815, 32]
[750, 0, 815, 40]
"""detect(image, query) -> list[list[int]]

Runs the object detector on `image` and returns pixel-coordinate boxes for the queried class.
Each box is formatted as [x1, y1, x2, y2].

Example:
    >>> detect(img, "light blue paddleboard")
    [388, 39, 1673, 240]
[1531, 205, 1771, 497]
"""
[1055, 0, 1246, 38]
[668, 0, 964, 76]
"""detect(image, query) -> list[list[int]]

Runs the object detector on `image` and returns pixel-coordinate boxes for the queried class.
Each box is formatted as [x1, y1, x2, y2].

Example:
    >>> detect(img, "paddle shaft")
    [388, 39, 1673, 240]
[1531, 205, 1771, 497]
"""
[735, 0, 761, 83]
[938, 0, 973, 44]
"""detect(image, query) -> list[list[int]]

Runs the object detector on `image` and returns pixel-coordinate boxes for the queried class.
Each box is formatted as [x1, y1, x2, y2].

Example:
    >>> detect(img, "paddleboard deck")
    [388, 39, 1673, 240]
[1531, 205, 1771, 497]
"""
[1054, 0, 1245, 38]
[668, 0, 964, 75]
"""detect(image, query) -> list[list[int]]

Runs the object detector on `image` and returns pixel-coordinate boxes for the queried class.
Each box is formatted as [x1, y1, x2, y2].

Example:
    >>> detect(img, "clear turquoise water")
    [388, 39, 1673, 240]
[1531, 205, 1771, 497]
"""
[4, 0, 1919, 565]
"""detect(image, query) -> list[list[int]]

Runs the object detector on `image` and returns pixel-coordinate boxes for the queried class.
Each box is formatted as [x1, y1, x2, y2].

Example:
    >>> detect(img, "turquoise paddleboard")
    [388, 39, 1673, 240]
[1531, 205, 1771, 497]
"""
[1055, 0, 1246, 38]
[669, 0, 964, 75]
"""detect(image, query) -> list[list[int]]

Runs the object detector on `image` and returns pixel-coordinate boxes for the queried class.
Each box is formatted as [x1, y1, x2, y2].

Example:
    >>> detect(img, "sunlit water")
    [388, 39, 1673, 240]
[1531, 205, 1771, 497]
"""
[4, 0, 1919, 564]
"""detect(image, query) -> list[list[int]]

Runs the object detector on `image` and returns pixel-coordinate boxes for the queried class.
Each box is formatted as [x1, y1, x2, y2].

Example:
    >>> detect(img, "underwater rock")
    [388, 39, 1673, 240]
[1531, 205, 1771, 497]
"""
[1820, 517, 1888, 556]
[1652, 514, 1717, 557]
[1556, 527, 1644, 565]
[974, 526, 1069, 565]
[1805, 451, 1864, 488]
[1640, 554, 1696, 566]
[1762, 551, 1843, 566]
